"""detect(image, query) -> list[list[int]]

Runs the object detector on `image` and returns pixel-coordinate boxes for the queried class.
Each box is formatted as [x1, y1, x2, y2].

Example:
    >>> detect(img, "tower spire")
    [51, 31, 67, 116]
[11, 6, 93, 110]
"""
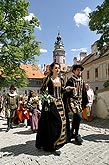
[53, 32, 67, 72]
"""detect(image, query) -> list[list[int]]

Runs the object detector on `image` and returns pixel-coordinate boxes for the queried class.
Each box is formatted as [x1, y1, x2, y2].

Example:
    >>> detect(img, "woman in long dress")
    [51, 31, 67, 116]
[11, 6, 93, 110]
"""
[35, 62, 66, 155]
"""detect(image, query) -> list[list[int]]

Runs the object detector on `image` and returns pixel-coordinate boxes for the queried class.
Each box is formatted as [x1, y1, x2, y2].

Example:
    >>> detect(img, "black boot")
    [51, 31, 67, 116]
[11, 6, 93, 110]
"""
[70, 132, 76, 139]
[75, 134, 83, 145]
[6, 118, 10, 132]
[6, 127, 10, 132]
[53, 150, 61, 156]
[10, 118, 13, 129]
[10, 124, 13, 129]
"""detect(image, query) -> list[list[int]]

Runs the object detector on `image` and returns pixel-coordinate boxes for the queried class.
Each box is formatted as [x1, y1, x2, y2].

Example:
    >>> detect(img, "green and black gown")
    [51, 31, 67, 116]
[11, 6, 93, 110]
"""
[36, 76, 66, 151]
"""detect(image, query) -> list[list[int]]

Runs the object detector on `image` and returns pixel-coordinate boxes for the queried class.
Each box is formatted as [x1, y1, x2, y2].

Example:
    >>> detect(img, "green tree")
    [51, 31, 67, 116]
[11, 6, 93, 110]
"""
[0, 0, 41, 88]
[89, 0, 109, 51]
[103, 80, 109, 88]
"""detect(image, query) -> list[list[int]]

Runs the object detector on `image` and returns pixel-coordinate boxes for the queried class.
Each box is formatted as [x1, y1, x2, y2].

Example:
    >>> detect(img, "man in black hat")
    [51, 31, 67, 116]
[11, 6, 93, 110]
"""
[63, 64, 88, 145]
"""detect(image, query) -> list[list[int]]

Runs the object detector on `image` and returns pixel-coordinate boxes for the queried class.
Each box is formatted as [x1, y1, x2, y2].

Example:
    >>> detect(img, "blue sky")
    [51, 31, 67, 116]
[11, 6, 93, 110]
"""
[27, 0, 104, 66]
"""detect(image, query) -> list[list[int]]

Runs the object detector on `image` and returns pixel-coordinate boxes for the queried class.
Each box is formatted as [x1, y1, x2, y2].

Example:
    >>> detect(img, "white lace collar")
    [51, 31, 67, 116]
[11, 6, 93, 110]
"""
[51, 77, 60, 83]
[8, 92, 17, 97]
[72, 74, 81, 81]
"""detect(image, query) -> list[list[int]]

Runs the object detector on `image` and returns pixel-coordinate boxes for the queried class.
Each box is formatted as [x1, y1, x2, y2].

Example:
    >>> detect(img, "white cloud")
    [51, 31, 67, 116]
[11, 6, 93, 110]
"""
[74, 7, 92, 27]
[24, 13, 41, 30]
[40, 49, 47, 53]
[71, 47, 87, 52]
[84, 7, 92, 16]
[71, 48, 78, 51]
[24, 13, 34, 21]
[74, 13, 88, 27]
[36, 25, 41, 31]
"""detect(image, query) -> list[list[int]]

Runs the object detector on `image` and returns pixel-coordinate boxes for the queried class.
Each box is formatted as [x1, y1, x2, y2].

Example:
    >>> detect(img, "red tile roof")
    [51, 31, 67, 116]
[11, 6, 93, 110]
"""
[21, 64, 45, 79]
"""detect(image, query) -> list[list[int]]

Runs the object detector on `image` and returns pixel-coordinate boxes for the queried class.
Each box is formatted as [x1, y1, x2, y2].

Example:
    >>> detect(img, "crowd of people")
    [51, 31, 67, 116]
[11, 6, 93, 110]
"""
[0, 62, 95, 156]
[0, 87, 41, 133]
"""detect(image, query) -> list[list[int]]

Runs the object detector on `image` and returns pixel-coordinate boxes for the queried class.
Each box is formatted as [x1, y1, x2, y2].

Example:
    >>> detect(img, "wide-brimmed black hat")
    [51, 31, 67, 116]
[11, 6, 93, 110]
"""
[72, 64, 84, 71]
[9, 85, 16, 90]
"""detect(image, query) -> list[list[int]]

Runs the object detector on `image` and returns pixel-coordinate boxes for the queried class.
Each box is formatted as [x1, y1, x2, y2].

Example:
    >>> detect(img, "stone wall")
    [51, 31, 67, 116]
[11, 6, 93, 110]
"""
[93, 88, 109, 119]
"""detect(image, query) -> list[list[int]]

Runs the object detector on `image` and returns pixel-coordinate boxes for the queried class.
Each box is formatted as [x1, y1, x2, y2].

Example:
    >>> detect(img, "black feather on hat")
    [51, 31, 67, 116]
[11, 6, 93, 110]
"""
[72, 64, 84, 71]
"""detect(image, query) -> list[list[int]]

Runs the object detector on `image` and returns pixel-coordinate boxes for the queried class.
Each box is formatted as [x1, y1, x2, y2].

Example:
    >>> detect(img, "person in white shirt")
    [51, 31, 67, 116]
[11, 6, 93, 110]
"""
[82, 83, 95, 121]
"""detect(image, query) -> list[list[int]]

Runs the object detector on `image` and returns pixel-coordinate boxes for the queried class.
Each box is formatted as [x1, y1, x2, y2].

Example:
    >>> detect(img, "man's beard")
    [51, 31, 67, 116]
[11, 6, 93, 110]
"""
[77, 74, 81, 78]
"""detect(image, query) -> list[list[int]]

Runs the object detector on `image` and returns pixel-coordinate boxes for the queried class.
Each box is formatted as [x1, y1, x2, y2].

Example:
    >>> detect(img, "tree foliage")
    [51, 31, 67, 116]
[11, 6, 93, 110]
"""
[0, 0, 41, 88]
[89, 0, 109, 51]
[103, 80, 109, 88]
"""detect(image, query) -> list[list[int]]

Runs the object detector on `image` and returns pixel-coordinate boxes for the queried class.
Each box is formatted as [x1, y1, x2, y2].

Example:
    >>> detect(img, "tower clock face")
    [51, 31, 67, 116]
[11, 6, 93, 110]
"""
[59, 51, 64, 56]
[59, 52, 61, 55]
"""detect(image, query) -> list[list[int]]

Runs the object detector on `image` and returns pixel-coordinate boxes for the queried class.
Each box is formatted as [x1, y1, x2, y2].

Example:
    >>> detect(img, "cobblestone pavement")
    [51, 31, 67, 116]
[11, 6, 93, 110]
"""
[0, 117, 109, 165]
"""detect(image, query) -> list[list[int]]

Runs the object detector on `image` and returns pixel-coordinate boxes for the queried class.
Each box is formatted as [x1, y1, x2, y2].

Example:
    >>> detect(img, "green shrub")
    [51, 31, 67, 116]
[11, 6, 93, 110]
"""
[103, 80, 109, 88]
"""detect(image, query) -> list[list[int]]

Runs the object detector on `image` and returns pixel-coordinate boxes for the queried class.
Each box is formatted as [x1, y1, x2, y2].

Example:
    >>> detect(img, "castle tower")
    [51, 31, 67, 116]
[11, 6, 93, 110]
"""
[53, 32, 67, 72]
[53, 32, 65, 64]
